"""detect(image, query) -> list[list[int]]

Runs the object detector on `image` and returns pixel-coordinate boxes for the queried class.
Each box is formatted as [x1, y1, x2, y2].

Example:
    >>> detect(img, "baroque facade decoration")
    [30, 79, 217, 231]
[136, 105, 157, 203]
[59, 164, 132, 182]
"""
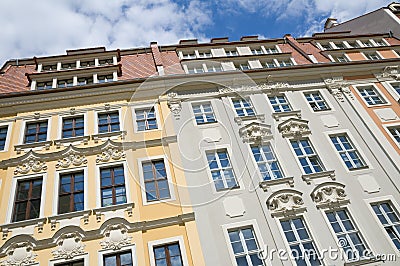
[52, 233, 85, 260]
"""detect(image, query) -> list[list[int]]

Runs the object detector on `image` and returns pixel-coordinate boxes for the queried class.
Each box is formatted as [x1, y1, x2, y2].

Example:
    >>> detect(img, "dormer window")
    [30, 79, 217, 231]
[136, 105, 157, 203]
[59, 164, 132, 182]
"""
[98, 74, 114, 83]
[225, 49, 238, 57]
[77, 76, 93, 86]
[347, 41, 359, 48]
[238, 63, 250, 70]
[278, 59, 294, 67]
[265, 47, 278, 54]
[334, 42, 345, 49]
[57, 79, 74, 88]
[37, 81, 53, 90]
[375, 39, 387, 46]
[361, 40, 372, 47]
[187, 66, 204, 74]
[80, 60, 95, 68]
[198, 51, 212, 58]
[321, 43, 332, 50]
[252, 48, 264, 55]
[99, 58, 113, 65]
[365, 52, 381, 60]
[61, 62, 75, 70]
[42, 64, 57, 71]
[182, 52, 196, 59]
[265, 61, 277, 68]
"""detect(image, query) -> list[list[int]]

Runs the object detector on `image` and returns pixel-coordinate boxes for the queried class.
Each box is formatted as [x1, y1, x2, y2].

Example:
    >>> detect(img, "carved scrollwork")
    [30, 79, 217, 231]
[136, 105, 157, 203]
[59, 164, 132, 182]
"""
[325, 78, 352, 102]
[382, 65, 400, 80]
[0, 242, 37, 266]
[311, 182, 349, 209]
[239, 122, 273, 143]
[52, 233, 85, 260]
[267, 190, 305, 217]
[14, 160, 47, 175]
[167, 92, 182, 115]
[96, 148, 126, 163]
[278, 118, 311, 138]
[56, 154, 87, 169]
[100, 224, 132, 250]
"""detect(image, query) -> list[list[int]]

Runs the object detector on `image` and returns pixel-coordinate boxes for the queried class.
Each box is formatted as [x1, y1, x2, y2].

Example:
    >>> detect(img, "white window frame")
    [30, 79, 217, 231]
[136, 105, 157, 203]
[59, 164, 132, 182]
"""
[364, 195, 400, 256]
[362, 51, 382, 60]
[334, 53, 351, 63]
[98, 245, 136, 266]
[229, 97, 256, 117]
[202, 145, 244, 194]
[384, 81, 400, 101]
[53, 167, 88, 216]
[190, 101, 218, 125]
[6, 173, 48, 223]
[287, 138, 326, 175]
[275, 215, 323, 266]
[57, 112, 88, 140]
[222, 219, 270, 266]
[131, 103, 161, 133]
[137, 155, 176, 206]
[95, 161, 131, 208]
[303, 90, 333, 112]
[384, 123, 400, 149]
[0, 121, 12, 152]
[50, 254, 89, 266]
[353, 83, 390, 107]
[19, 117, 52, 145]
[266, 94, 293, 113]
[148, 236, 189, 266]
[94, 108, 123, 135]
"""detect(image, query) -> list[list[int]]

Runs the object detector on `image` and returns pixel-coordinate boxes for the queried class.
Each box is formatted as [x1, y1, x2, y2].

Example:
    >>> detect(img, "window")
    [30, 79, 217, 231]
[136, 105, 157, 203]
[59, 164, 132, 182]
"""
[265, 61, 277, 68]
[389, 82, 400, 95]
[80, 60, 95, 68]
[187, 66, 204, 74]
[371, 202, 400, 249]
[388, 126, 400, 145]
[104, 250, 133, 266]
[334, 42, 345, 49]
[0, 126, 8, 150]
[98, 74, 114, 83]
[57, 79, 74, 88]
[291, 139, 325, 174]
[143, 160, 171, 202]
[357, 85, 386, 105]
[153, 243, 183, 266]
[265, 47, 278, 54]
[56, 259, 84, 266]
[182, 52, 196, 59]
[206, 64, 223, 72]
[231, 98, 255, 117]
[13, 178, 43, 222]
[58, 171, 84, 214]
[192, 102, 216, 124]
[278, 59, 293, 67]
[198, 51, 211, 58]
[252, 48, 264, 55]
[62, 116, 84, 138]
[228, 227, 265, 266]
[238, 63, 250, 70]
[61, 62, 75, 70]
[100, 166, 127, 207]
[98, 111, 120, 133]
[304, 92, 330, 111]
[42, 64, 57, 71]
[321, 43, 332, 50]
[280, 218, 321, 266]
[77, 76, 93, 86]
[364, 52, 381, 60]
[99, 58, 114, 65]
[375, 39, 387, 46]
[335, 55, 348, 62]
[326, 209, 369, 261]
[226, 49, 238, 56]
[206, 150, 239, 191]
[37, 81, 53, 90]
[24, 121, 48, 143]
[268, 95, 292, 112]
[347, 41, 359, 48]
[135, 108, 158, 131]
[251, 144, 284, 180]
[361, 40, 372, 47]
[330, 134, 366, 169]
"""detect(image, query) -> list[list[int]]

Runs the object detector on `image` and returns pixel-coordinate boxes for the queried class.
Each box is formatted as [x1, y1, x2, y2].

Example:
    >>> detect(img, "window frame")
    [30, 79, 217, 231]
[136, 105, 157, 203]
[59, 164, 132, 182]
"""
[131, 103, 161, 133]
[363, 51, 382, 60]
[138, 155, 175, 205]
[95, 109, 123, 135]
[353, 84, 390, 107]
[303, 91, 331, 112]
[249, 142, 285, 181]
[20, 118, 51, 145]
[0, 122, 12, 152]
[50, 254, 89, 266]
[95, 161, 131, 208]
[329, 133, 367, 170]
[385, 123, 400, 149]
[54, 167, 88, 215]
[148, 236, 189, 266]
[98, 245, 136, 266]
[267, 94, 293, 113]
[7, 173, 47, 223]
[190, 101, 217, 125]
[229, 97, 256, 117]
[60, 115, 86, 139]
[385, 81, 400, 101]
[289, 138, 326, 175]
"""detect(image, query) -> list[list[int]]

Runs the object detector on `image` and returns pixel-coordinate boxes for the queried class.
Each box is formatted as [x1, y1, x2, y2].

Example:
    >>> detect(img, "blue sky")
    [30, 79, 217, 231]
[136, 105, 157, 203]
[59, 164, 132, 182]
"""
[0, 0, 393, 66]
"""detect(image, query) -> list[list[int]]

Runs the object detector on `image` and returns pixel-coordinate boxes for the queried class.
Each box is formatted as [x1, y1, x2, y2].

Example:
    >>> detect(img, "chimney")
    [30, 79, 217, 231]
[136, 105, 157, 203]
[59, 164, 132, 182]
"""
[324, 18, 338, 30]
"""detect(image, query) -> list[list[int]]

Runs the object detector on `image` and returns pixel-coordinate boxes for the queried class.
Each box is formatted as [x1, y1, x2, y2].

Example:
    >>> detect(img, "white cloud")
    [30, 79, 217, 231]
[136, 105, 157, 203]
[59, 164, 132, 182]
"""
[0, 0, 212, 66]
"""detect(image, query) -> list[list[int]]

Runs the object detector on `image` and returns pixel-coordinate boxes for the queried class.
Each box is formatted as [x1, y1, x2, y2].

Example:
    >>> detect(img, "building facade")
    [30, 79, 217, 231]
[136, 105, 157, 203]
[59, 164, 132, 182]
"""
[1, 5, 400, 266]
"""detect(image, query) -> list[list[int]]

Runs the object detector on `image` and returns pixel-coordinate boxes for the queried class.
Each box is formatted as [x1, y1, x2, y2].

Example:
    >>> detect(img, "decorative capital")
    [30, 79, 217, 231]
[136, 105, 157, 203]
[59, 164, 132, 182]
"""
[14, 160, 47, 175]
[100, 224, 132, 250]
[239, 122, 273, 143]
[267, 190, 305, 217]
[278, 118, 311, 138]
[324, 78, 352, 102]
[311, 182, 349, 209]
[52, 232, 85, 260]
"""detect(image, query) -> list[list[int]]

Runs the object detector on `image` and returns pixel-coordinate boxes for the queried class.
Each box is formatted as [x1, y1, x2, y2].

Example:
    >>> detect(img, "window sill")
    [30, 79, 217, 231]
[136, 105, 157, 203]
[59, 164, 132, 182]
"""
[92, 131, 127, 143]
[272, 110, 302, 121]
[349, 165, 369, 171]
[344, 256, 382, 266]
[54, 136, 90, 148]
[259, 176, 294, 191]
[302, 170, 335, 184]
[93, 202, 134, 222]
[15, 141, 52, 154]
[0, 217, 47, 239]
[234, 114, 265, 125]
[196, 121, 219, 127]
[48, 210, 92, 229]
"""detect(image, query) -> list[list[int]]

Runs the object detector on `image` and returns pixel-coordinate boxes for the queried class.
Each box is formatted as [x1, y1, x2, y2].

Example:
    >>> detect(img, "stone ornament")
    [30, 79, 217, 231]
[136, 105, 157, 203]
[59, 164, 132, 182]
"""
[56, 154, 87, 169]
[96, 148, 126, 163]
[239, 122, 273, 143]
[220, 82, 291, 95]
[311, 182, 349, 209]
[267, 190, 305, 217]
[52, 233, 85, 260]
[14, 160, 47, 175]
[324, 78, 352, 102]
[100, 224, 132, 250]
[0, 242, 37, 266]
[382, 65, 400, 80]
[167, 92, 182, 115]
[278, 118, 311, 138]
